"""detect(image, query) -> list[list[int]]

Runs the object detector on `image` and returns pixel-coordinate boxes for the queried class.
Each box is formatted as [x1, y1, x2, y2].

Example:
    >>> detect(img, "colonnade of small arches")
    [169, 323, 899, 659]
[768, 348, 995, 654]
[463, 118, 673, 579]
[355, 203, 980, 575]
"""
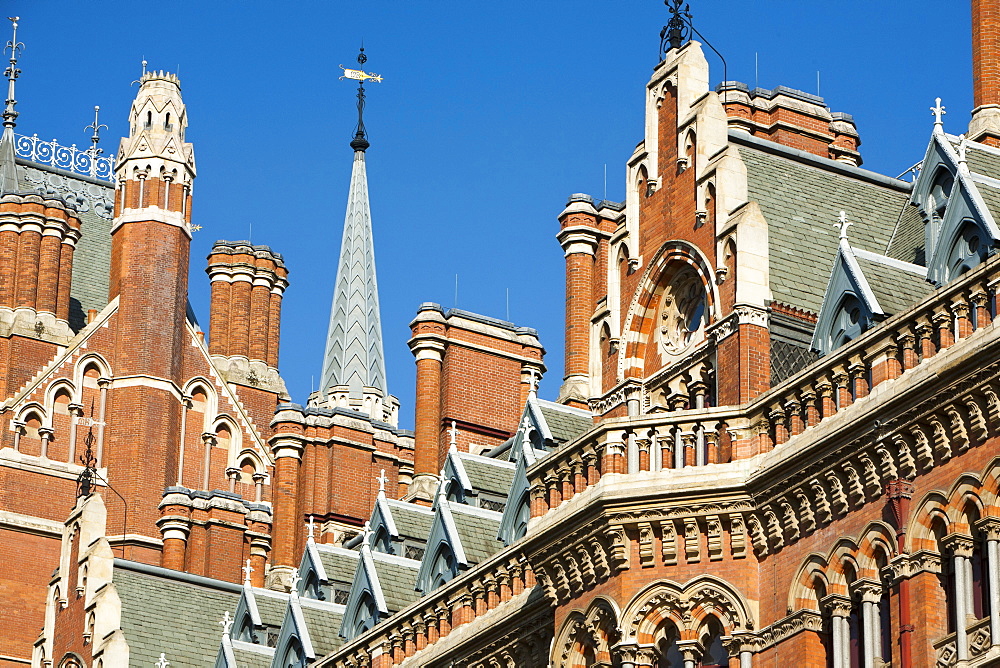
[7, 354, 268, 500]
[553, 577, 753, 668]
[791, 457, 1000, 667]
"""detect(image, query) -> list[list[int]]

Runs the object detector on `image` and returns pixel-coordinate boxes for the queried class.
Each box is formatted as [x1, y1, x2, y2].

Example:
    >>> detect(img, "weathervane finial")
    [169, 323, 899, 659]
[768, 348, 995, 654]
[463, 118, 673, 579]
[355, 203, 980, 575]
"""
[339, 45, 383, 152]
[3, 17, 23, 131]
[660, 1, 692, 56]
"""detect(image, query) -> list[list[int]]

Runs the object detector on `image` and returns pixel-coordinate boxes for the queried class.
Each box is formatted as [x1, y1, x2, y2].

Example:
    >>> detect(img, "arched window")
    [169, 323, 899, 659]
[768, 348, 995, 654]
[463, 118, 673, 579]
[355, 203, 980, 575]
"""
[704, 182, 717, 229]
[658, 266, 708, 357]
[144, 111, 152, 129]
[512, 492, 530, 541]
[830, 294, 867, 351]
[372, 525, 393, 554]
[699, 616, 730, 668]
[278, 637, 305, 668]
[929, 168, 954, 220]
[656, 622, 684, 667]
[946, 221, 989, 281]
[431, 545, 458, 590]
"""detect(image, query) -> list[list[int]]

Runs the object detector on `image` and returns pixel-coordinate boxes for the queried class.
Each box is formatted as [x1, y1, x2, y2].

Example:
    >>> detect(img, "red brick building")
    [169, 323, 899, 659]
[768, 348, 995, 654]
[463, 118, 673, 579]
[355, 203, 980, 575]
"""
[21, 2, 1000, 667]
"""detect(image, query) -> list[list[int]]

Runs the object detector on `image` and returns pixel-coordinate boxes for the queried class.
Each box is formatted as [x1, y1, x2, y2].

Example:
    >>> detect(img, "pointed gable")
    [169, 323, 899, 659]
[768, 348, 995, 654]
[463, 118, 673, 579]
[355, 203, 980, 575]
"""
[339, 540, 389, 639]
[812, 238, 930, 355]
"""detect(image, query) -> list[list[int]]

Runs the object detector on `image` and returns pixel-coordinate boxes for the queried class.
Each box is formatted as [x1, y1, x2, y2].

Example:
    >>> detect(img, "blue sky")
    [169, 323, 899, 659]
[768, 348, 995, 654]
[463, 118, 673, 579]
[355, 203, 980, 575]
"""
[6, 1, 973, 428]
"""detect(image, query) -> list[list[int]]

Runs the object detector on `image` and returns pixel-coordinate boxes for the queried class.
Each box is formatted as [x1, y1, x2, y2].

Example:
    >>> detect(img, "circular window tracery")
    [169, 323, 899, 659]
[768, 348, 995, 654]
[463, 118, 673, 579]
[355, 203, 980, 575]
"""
[658, 267, 708, 356]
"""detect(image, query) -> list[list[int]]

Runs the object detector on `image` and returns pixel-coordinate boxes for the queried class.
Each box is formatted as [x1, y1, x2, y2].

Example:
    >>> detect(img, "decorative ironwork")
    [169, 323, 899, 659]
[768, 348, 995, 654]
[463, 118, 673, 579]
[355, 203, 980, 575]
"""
[13, 132, 115, 181]
[76, 428, 97, 498]
[341, 46, 383, 152]
[660, 1, 692, 55]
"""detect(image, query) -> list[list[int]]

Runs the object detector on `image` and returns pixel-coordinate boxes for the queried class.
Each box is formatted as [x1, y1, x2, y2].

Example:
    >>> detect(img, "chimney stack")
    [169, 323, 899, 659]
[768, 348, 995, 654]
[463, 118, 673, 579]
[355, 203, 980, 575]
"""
[971, 0, 1000, 146]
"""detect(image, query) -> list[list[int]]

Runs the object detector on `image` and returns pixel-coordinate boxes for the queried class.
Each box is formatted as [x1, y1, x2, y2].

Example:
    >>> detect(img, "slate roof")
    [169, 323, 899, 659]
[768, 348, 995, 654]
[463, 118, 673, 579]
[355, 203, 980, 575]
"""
[114, 561, 241, 668]
[449, 505, 504, 564]
[975, 181, 1000, 224]
[386, 499, 434, 541]
[253, 589, 289, 628]
[536, 400, 592, 446]
[315, 545, 361, 585]
[737, 143, 912, 315]
[884, 204, 926, 266]
[16, 161, 114, 330]
[961, 142, 1000, 180]
[853, 253, 933, 314]
[459, 453, 516, 497]
[370, 554, 422, 612]
[230, 644, 274, 668]
[299, 600, 345, 656]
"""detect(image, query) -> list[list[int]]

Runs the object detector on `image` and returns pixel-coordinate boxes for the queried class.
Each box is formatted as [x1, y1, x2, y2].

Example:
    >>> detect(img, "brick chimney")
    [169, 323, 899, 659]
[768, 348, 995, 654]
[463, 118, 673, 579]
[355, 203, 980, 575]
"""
[718, 82, 862, 166]
[207, 240, 288, 367]
[0, 193, 80, 328]
[407, 304, 544, 502]
[971, 0, 1000, 146]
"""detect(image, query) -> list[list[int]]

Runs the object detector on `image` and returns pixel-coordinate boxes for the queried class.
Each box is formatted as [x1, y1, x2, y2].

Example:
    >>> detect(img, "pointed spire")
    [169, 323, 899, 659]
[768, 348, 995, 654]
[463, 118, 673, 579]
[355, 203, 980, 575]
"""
[319, 48, 388, 403]
[0, 16, 23, 195]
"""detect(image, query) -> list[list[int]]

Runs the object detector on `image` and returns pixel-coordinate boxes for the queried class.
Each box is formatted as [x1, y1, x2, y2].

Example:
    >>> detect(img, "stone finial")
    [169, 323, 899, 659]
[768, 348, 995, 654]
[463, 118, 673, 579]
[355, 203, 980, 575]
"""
[377, 468, 388, 493]
[958, 134, 969, 169]
[931, 97, 946, 129]
[306, 515, 315, 540]
[242, 559, 253, 585]
[362, 520, 374, 545]
[289, 572, 302, 594]
[835, 210, 853, 241]
[449, 421, 458, 452]
[219, 610, 234, 636]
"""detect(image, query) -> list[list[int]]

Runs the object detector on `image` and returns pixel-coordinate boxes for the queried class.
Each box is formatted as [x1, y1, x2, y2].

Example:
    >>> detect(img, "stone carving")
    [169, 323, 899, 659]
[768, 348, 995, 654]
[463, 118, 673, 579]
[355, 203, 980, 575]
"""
[21, 165, 114, 220]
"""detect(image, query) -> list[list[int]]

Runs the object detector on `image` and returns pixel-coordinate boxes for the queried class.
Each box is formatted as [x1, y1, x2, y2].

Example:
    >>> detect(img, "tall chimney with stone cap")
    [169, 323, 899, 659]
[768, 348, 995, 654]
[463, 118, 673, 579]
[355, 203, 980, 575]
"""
[971, 0, 1000, 146]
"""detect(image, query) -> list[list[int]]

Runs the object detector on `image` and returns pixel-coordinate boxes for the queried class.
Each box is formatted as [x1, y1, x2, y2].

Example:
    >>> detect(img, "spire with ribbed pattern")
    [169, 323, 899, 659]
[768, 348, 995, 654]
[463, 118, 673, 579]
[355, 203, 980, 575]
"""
[319, 142, 387, 401]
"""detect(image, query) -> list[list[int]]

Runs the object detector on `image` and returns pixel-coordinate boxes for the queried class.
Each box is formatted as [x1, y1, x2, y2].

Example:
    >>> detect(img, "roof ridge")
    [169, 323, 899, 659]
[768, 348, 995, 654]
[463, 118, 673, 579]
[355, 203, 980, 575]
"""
[851, 247, 928, 276]
[730, 131, 912, 192]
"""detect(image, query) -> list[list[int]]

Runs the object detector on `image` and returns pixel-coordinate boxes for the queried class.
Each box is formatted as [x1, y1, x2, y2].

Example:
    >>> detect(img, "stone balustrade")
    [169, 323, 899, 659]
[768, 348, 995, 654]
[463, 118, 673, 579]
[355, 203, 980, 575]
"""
[322, 549, 536, 668]
[530, 253, 1000, 518]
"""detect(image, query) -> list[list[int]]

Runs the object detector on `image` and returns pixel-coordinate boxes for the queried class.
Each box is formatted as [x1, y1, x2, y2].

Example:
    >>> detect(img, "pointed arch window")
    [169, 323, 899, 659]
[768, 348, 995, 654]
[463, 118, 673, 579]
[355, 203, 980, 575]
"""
[656, 622, 684, 667]
[431, 544, 458, 590]
[929, 168, 955, 220]
[699, 616, 731, 668]
[278, 637, 305, 668]
[946, 221, 989, 281]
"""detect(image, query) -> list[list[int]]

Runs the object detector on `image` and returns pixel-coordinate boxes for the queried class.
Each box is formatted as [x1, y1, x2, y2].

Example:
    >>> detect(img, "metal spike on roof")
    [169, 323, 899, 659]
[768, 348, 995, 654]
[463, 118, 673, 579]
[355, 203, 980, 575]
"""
[318, 138, 388, 401]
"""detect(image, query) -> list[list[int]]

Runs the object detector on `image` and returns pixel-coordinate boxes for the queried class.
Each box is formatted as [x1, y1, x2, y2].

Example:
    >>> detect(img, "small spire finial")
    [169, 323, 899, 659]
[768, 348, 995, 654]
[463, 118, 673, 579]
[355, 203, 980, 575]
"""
[306, 515, 315, 540]
[3, 17, 23, 131]
[289, 571, 302, 594]
[527, 368, 540, 398]
[242, 559, 253, 585]
[377, 468, 388, 493]
[362, 520, 374, 545]
[155, 653, 170, 668]
[84, 105, 108, 177]
[219, 610, 234, 636]
[931, 97, 946, 129]
[339, 45, 383, 152]
[449, 420, 458, 452]
[835, 210, 853, 241]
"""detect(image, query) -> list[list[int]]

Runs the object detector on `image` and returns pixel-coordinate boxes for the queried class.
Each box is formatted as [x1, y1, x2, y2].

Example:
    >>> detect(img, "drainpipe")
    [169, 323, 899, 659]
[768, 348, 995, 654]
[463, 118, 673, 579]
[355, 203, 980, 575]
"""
[886, 479, 915, 668]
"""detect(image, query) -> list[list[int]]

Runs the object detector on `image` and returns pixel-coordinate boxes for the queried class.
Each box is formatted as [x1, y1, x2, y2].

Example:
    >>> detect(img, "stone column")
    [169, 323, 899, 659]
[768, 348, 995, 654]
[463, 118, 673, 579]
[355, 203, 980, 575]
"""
[201, 432, 217, 490]
[823, 594, 852, 668]
[854, 581, 883, 668]
[979, 518, 1000, 647]
[676, 640, 703, 668]
[67, 402, 83, 464]
[944, 533, 975, 661]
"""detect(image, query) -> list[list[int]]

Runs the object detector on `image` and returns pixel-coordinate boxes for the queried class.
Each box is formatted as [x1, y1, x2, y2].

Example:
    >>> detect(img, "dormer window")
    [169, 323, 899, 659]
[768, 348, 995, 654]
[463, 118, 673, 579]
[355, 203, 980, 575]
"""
[929, 168, 954, 220]
[947, 221, 989, 280]
[831, 294, 867, 350]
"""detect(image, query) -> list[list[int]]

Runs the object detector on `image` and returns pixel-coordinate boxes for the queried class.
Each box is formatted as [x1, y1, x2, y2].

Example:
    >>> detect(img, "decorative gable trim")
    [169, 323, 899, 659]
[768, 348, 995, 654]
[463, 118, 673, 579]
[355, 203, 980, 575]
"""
[339, 543, 388, 639]
[415, 485, 470, 592]
[811, 241, 883, 355]
[927, 171, 1000, 286]
[498, 443, 531, 546]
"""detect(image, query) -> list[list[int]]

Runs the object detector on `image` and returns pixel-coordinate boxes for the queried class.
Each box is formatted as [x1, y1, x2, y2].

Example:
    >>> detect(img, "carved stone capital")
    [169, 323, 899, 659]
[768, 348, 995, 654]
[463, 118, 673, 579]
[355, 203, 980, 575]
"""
[942, 533, 975, 558]
[976, 517, 1000, 542]
[821, 593, 852, 618]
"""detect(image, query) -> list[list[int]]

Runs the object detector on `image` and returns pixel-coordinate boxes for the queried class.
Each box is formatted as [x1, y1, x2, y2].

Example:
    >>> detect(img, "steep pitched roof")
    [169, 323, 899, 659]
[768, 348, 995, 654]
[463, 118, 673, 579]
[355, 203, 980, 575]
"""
[534, 399, 593, 447]
[852, 250, 932, 314]
[113, 561, 241, 667]
[735, 135, 913, 315]
[448, 503, 504, 565]
[385, 498, 435, 542]
[320, 148, 387, 399]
